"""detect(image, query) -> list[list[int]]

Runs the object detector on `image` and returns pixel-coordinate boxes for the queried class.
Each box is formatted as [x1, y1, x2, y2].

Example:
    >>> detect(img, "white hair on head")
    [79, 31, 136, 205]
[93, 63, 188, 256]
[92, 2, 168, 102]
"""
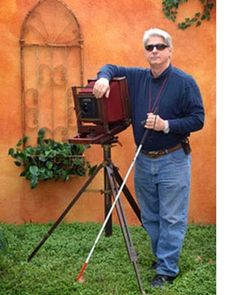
[143, 28, 173, 48]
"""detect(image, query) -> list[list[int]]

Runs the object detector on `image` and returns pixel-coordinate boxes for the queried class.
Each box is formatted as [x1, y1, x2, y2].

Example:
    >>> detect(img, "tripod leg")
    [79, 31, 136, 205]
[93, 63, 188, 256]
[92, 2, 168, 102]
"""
[27, 163, 104, 262]
[105, 166, 145, 295]
[103, 144, 112, 236]
[115, 199, 145, 295]
[112, 165, 142, 224]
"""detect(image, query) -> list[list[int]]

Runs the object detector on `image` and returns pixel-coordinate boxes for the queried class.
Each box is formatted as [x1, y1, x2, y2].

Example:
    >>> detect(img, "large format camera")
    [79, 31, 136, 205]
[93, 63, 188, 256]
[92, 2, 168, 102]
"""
[70, 77, 131, 144]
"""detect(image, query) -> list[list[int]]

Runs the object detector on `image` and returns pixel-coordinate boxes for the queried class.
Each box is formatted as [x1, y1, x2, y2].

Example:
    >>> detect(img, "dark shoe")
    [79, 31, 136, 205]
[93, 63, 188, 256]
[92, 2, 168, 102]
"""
[150, 261, 158, 270]
[151, 274, 176, 288]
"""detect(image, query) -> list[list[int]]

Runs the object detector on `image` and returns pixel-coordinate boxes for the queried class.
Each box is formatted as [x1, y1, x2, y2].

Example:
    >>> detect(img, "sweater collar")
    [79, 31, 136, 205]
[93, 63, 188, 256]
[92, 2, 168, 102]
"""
[149, 64, 172, 80]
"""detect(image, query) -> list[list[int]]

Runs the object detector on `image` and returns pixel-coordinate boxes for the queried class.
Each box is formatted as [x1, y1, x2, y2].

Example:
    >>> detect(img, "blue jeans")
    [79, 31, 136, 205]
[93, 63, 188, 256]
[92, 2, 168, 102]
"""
[134, 148, 191, 277]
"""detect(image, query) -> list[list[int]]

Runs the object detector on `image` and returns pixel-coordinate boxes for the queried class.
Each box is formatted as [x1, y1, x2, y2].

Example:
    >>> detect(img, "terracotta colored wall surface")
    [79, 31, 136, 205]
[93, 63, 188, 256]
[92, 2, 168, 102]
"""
[0, 0, 216, 224]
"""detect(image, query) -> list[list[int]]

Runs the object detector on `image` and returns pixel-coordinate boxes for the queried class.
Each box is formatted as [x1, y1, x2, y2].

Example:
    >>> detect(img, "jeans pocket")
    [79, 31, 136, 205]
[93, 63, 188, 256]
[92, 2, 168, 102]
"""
[170, 148, 186, 163]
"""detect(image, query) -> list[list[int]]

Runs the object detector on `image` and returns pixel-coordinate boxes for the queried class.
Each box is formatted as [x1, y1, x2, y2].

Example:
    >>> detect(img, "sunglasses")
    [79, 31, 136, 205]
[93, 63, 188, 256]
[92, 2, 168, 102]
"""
[145, 43, 169, 51]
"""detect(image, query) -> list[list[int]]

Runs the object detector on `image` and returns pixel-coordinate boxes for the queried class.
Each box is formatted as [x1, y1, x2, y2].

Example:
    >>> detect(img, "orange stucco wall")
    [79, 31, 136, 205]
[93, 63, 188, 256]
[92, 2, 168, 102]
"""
[0, 0, 216, 224]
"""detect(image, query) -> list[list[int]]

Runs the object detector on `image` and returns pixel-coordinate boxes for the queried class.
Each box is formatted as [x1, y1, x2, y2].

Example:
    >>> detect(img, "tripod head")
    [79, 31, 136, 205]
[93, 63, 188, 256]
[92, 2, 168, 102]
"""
[69, 122, 127, 145]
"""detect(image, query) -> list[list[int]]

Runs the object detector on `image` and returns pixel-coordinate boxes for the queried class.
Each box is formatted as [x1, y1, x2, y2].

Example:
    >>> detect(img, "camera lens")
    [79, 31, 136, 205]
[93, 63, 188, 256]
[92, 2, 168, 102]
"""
[82, 103, 89, 113]
[79, 96, 99, 120]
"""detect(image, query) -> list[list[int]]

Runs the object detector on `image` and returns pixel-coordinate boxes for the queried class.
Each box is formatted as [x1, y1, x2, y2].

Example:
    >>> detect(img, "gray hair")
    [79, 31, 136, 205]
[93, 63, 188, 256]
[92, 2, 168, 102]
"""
[143, 28, 173, 48]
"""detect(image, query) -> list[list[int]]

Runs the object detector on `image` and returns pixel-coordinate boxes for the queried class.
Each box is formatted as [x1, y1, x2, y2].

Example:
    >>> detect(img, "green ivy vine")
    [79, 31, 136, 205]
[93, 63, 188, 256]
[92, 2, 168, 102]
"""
[162, 0, 214, 30]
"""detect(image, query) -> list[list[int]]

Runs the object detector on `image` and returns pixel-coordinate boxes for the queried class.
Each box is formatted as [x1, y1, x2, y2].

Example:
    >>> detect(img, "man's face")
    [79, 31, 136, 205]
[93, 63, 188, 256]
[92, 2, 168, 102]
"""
[144, 36, 172, 67]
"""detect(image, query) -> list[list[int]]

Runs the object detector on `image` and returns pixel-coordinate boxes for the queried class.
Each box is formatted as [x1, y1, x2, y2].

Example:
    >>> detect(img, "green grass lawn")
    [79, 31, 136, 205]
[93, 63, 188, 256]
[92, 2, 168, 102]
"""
[0, 222, 215, 295]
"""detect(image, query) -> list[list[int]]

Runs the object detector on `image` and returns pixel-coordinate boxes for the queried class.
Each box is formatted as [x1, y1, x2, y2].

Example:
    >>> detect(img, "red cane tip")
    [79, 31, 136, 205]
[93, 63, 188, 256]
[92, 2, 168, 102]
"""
[76, 274, 85, 283]
[75, 262, 88, 283]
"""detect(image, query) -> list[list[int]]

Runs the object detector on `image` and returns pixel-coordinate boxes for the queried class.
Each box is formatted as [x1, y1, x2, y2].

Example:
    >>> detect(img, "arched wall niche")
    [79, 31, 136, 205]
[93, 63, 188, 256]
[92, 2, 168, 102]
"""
[20, 0, 84, 143]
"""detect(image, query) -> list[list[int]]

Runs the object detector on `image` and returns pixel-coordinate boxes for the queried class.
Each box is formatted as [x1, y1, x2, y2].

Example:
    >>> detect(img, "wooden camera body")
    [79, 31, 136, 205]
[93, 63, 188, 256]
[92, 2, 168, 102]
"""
[70, 77, 131, 144]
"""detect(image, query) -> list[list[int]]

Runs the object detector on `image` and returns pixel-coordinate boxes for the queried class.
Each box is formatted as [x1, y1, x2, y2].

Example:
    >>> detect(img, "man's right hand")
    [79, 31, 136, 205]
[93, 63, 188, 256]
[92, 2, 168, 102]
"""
[92, 78, 110, 98]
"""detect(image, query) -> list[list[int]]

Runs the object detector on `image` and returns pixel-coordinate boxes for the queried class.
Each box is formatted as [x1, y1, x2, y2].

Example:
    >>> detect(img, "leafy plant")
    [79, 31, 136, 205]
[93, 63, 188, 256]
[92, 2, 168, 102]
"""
[162, 0, 214, 30]
[8, 128, 93, 188]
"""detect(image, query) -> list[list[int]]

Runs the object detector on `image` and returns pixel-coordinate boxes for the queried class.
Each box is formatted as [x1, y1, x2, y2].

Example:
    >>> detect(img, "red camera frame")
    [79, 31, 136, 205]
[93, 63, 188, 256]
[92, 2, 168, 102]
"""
[69, 77, 131, 144]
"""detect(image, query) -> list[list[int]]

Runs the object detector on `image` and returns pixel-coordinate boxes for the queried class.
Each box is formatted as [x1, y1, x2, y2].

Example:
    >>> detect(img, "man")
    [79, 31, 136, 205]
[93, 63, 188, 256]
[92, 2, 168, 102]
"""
[93, 28, 204, 288]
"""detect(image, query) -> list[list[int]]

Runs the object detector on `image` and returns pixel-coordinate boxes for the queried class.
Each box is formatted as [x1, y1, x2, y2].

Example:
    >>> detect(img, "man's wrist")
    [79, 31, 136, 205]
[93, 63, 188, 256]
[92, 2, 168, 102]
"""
[163, 120, 170, 134]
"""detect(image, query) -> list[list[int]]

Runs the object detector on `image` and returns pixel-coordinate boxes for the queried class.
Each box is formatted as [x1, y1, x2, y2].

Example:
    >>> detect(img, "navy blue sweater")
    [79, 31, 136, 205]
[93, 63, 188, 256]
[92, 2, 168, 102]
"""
[97, 64, 204, 151]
